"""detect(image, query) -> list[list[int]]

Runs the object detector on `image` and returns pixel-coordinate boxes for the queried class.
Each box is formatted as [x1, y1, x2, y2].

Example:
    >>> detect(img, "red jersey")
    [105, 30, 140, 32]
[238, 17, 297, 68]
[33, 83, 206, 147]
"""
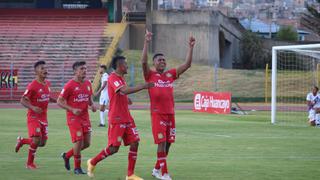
[23, 80, 51, 123]
[108, 72, 133, 124]
[59, 79, 93, 122]
[145, 69, 178, 114]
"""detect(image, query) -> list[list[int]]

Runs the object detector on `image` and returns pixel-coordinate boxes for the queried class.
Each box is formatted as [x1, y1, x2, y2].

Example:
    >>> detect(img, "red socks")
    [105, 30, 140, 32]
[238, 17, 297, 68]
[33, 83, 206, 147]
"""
[155, 152, 168, 175]
[91, 147, 111, 166]
[27, 142, 38, 165]
[74, 154, 81, 169]
[65, 148, 74, 159]
[127, 147, 138, 176]
[22, 138, 32, 145]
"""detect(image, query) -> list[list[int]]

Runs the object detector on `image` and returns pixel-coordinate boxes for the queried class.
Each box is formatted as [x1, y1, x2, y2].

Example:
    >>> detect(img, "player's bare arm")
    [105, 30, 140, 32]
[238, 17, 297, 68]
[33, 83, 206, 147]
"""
[94, 81, 107, 97]
[141, 29, 152, 78]
[20, 96, 43, 114]
[89, 96, 97, 112]
[57, 96, 82, 115]
[128, 97, 133, 105]
[177, 36, 196, 76]
[119, 82, 154, 95]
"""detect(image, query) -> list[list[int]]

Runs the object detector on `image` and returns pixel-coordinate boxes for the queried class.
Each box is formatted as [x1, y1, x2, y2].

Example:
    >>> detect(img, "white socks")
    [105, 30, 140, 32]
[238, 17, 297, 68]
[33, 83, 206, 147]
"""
[100, 110, 109, 125]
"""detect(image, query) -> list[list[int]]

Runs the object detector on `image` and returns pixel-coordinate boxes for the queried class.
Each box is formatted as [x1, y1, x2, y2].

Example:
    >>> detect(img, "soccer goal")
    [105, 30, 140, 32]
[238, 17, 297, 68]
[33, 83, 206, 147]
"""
[271, 44, 320, 125]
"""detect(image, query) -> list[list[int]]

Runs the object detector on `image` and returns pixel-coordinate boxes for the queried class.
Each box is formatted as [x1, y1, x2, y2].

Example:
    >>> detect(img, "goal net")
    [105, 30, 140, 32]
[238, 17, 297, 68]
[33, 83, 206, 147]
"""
[271, 44, 320, 126]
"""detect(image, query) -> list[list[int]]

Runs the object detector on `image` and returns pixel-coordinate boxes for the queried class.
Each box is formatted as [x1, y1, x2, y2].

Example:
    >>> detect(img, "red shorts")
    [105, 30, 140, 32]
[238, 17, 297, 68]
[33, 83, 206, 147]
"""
[67, 116, 91, 143]
[27, 119, 48, 140]
[151, 113, 176, 144]
[108, 122, 140, 147]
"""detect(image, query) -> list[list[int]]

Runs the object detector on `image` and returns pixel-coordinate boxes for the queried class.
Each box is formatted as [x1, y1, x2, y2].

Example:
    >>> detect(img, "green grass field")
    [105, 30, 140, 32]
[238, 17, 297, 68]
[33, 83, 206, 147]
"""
[0, 109, 320, 180]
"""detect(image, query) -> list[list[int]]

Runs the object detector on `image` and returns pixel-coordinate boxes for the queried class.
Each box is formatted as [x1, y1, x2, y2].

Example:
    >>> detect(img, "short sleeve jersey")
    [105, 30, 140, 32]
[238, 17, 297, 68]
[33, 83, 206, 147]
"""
[101, 73, 109, 97]
[107, 72, 133, 124]
[59, 79, 93, 120]
[307, 92, 320, 109]
[23, 80, 51, 123]
[144, 69, 178, 114]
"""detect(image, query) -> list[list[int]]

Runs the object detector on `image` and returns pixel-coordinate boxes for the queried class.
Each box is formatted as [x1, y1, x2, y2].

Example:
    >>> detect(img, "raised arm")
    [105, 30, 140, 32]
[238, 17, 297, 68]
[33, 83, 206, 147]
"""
[119, 82, 154, 95]
[177, 36, 196, 76]
[141, 29, 152, 78]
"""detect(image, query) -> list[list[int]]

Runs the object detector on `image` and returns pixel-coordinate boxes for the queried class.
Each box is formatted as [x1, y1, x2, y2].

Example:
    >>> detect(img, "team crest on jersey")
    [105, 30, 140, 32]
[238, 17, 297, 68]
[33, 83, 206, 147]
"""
[156, 74, 161, 77]
[158, 133, 164, 139]
[117, 136, 122, 142]
[75, 87, 80, 91]
[39, 89, 43, 93]
[76, 131, 82, 137]
[36, 128, 41, 133]
[166, 73, 172, 78]
[114, 81, 120, 87]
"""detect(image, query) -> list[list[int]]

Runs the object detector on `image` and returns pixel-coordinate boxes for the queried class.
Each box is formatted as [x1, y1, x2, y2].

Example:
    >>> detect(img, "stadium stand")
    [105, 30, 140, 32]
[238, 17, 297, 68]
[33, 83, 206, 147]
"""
[0, 9, 111, 100]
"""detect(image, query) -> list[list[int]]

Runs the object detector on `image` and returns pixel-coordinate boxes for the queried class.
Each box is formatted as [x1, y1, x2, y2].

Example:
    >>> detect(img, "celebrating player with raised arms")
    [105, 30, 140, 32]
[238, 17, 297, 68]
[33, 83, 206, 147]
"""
[87, 56, 153, 180]
[57, 61, 97, 174]
[141, 30, 195, 180]
[15, 60, 56, 169]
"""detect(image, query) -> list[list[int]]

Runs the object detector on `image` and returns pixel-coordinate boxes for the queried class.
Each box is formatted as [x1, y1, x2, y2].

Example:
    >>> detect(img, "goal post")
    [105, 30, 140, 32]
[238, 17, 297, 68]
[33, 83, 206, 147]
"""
[271, 44, 320, 125]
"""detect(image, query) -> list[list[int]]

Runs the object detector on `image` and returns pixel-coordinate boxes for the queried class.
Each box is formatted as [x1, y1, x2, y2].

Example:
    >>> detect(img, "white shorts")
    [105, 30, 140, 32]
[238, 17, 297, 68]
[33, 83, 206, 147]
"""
[308, 109, 316, 121]
[99, 94, 109, 105]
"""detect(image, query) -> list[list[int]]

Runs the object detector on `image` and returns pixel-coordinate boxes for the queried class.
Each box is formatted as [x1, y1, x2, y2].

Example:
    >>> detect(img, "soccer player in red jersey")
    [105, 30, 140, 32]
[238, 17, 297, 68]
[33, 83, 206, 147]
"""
[57, 61, 97, 175]
[141, 30, 195, 180]
[87, 56, 153, 180]
[15, 60, 56, 169]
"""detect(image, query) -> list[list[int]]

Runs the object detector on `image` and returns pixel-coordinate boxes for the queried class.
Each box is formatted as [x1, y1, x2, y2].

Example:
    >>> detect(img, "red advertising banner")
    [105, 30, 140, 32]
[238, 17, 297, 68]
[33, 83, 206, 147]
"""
[0, 69, 18, 90]
[193, 91, 231, 114]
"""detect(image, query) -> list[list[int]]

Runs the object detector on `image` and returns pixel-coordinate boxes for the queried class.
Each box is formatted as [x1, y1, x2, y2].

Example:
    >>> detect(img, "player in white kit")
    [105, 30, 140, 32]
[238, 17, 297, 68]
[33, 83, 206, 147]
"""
[306, 86, 320, 126]
[94, 65, 109, 127]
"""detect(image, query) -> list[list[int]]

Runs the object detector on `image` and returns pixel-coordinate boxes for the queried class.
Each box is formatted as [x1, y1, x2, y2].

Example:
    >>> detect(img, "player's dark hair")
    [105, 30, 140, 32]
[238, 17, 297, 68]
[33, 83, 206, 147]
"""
[314, 86, 319, 91]
[111, 56, 126, 70]
[72, 61, 86, 71]
[34, 60, 45, 69]
[153, 53, 164, 61]
[100, 64, 107, 70]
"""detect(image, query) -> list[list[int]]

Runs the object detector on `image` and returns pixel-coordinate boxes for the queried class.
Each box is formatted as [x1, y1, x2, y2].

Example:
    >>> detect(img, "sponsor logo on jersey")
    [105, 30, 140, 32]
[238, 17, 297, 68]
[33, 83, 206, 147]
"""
[36, 128, 41, 133]
[155, 80, 173, 88]
[87, 86, 90, 91]
[166, 73, 172, 78]
[74, 94, 89, 102]
[76, 131, 82, 137]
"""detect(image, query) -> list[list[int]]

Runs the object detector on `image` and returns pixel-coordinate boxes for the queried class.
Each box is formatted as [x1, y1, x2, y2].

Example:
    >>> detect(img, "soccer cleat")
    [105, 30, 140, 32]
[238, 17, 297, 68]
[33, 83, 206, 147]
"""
[152, 168, 162, 179]
[126, 174, 144, 180]
[61, 152, 70, 171]
[98, 124, 105, 127]
[161, 173, 172, 180]
[26, 163, 38, 170]
[74, 168, 86, 175]
[15, 136, 23, 153]
[87, 158, 95, 178]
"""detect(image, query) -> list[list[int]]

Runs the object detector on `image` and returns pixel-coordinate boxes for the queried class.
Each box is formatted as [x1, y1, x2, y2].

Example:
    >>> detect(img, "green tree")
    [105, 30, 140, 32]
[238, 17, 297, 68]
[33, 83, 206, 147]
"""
[240, 31, 268, 69]
[276, 26, 298, 41]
